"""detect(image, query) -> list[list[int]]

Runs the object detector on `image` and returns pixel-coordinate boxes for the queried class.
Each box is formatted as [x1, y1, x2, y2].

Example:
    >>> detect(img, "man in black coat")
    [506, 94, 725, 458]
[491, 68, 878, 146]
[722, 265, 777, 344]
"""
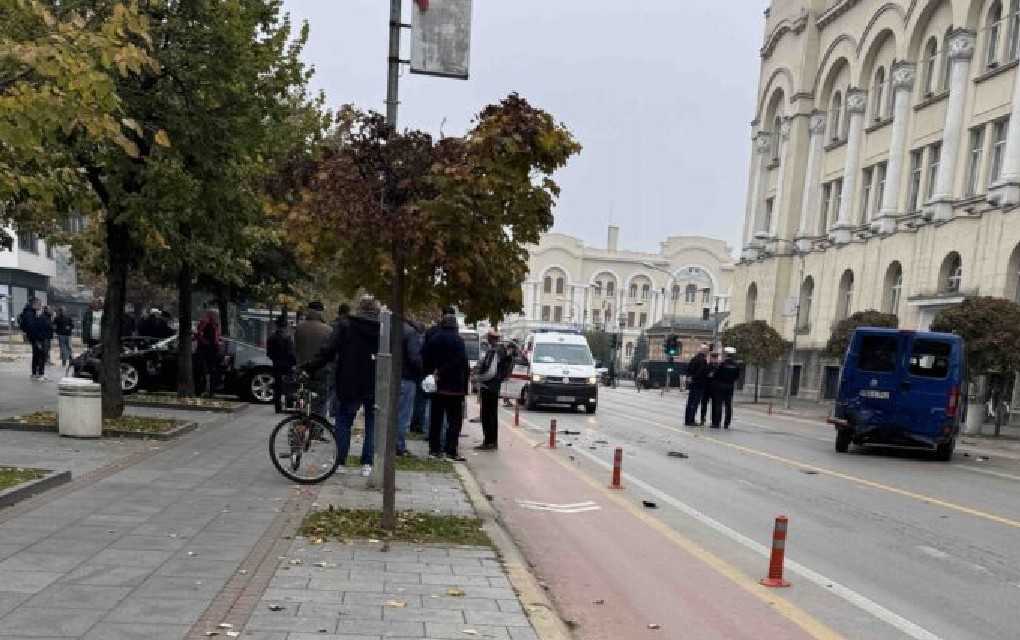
[699, 352, 719, 426]
[266, 315, 296, 413]
[684, 343, 710, 426]
[711, 347, 741, 429]
[20, 298, 47, 381]
[474, 328, 507, 451]
[421, 313, 470, 461]
[305, 296, 381, 477]
[396, 318, 423, 457]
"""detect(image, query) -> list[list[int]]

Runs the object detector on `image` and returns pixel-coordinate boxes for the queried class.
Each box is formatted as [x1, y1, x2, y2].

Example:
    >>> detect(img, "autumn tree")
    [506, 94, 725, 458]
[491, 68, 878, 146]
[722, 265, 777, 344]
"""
[720, 320, 788, 402]
[824, 310, 899, 359]
[930, 297, 1020, 375]
[585, 330, 613, 368]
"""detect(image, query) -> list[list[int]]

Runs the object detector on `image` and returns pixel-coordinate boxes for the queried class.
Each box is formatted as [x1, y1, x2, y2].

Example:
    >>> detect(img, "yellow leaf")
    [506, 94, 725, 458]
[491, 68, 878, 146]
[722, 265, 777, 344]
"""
[122, 118, 143, 136]
[384, 600, 407, 608]
[115, 136, 140, 159]
[154, 129, 171, 147]
[447, 588, 465, 597]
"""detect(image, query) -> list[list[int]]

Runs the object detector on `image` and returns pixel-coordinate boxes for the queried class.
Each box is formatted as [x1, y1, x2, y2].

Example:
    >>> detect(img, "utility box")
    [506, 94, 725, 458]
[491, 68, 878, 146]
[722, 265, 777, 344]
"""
[58, 377, 102, 438]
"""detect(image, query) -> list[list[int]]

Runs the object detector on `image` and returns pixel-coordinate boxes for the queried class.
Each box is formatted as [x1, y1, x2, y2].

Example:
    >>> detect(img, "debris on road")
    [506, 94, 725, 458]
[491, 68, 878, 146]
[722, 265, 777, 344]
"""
[594, 599, 605, 605]
[667, 451, 688, 459]
[594, 440, 609, 444]
[267, 604, 286, 612]
[560, 430, 581, 435]
[642, 501, 658, 509]
[977, 455, 990, 462]
[648, 623, 661, 629]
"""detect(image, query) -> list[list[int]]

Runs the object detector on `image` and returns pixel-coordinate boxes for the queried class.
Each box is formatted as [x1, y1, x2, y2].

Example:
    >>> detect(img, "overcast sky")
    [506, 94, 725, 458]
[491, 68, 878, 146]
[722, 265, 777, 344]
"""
[281, 1, 765, 257]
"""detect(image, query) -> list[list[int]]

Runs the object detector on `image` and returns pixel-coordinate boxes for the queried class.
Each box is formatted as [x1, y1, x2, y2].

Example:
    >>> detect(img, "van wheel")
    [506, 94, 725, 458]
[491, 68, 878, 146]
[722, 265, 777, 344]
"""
[935, 437, 955, 461]
[835, 429, 853, 453]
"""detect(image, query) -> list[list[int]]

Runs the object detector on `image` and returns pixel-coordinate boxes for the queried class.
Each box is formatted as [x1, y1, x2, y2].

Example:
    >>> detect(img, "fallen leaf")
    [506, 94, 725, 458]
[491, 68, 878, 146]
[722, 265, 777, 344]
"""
[384, 600, 407, 608]
[447, 588, 465, 597]
[311, 537, 324, 545]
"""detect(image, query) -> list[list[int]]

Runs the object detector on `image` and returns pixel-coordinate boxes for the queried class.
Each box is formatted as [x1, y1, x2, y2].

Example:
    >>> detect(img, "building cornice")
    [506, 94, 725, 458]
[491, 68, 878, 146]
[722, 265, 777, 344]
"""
[760, 9, 809, 60]
[817, 0, 860, 29]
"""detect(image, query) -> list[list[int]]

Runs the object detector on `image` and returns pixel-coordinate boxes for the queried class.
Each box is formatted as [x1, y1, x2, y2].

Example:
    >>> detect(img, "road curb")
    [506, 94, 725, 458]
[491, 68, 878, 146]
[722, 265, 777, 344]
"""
[0, 419, 197, 440]
[455, 462, 574, 640]
[124, 399, 247, 413]
[0, 469, 72, 508]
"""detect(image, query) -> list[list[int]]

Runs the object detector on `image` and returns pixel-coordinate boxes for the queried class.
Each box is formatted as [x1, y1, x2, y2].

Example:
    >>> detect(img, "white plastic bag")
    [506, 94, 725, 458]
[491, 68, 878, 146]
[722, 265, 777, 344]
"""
[421, 374, 437, 394]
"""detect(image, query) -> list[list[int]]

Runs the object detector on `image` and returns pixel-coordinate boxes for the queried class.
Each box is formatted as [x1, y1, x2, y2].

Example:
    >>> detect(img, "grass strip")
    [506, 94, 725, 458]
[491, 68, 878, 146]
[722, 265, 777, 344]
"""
[301, 508, 490, 546]
[128, 394, 241, 409]
[343, 455, 454, 474]
[0, 467, 46, 491]
[4, 411, 182, 434]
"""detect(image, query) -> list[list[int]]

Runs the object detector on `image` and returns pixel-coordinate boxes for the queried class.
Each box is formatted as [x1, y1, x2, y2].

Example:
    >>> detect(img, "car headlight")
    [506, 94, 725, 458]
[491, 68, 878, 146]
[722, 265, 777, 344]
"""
[531, 374, 544, 383]
[587, 376, 597, 385]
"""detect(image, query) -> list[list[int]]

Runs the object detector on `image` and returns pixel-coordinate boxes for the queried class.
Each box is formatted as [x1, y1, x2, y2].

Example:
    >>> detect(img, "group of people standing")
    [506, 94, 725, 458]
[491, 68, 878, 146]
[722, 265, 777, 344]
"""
[269, 299, 511, 477]
[17, 298, 75, 381]
[683, 343, 741, 428]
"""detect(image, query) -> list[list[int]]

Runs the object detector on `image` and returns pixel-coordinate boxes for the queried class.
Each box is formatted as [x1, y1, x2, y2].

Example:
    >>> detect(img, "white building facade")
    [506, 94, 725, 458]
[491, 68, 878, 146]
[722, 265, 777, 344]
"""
[0, 228, 57, 330]
[502, 226, 734, 365]
[734, 0, 1020, 399]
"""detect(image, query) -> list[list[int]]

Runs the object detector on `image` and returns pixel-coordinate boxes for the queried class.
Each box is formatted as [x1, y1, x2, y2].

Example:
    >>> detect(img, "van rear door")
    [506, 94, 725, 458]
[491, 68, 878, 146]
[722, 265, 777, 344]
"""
[901, 335, 956, 439]
[852, 332, 906, 425]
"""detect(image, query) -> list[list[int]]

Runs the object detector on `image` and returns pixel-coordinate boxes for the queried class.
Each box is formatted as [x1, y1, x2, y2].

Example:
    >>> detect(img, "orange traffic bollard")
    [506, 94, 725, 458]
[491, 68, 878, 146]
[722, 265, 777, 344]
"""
[610, 447, 623, 489]
[759, 515, 791, 588]
[549, 419, 557, 449]
[514, 403, 520, 427]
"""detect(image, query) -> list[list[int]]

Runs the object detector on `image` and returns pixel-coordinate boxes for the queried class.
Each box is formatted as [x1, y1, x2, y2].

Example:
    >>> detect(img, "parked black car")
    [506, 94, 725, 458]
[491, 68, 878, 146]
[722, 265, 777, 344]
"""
[71, 335, 276, 403]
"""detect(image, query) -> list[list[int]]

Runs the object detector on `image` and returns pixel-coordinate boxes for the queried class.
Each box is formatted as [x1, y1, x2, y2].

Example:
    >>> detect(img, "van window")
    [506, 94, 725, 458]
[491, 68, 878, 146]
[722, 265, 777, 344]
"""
[533, 344, 593, 366]
[909, 339, 951, 379]
[858, 335, 899, 373]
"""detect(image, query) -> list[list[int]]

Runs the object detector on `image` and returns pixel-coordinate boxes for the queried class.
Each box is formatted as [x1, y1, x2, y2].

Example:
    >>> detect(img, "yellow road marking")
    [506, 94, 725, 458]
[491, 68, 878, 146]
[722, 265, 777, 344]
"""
[505, 417, 847, 640]
[597, 406, 1020, 531]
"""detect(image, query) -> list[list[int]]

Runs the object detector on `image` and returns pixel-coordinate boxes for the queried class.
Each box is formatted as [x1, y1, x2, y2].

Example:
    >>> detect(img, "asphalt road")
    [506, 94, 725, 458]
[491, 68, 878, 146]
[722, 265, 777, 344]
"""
[497, 386, 1020, 640]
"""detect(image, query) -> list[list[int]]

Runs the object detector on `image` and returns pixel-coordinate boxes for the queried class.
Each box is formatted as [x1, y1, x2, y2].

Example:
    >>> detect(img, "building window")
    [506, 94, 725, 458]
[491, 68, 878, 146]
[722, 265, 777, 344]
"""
[830, 92, 842, 141]
[606, 282, 615, 297]
[684, 284, 697, 303]
[592, 282, 602, 297]
[638, 312, 647, 327]
[670, 284, 680, 301]
[798, 277, 814, 329]
[745, 283, 758, 322]
[819, 182, 832, 233]
[884, 262, 903, 315]
[553, 306, 563, 322]
[923, 37, 939, 96]
[627, 312, 635, 328]
[926, 142, 942, 200]
[592, 309, 601, 325]
[833, 179, 843, 224]
[966, 126, 985, 197]
[16, 232, 39, 254]
[941, 252, 963, 293]
[543, 277, 552, 294]
[628, 283, 638, 299]
[988, 1, 1004, 69]
[772, 116, 783, 161]
[764, 197, 774, 234]
[555, 277, 564, 294]
[837, 270, 855, 320]
[860, 167, 873, 225]
[625, 343, 634, 358]
[541, 305, 551, 322]
[1009, 0, 1020, 60]
[872, 67, 885, 121]
[991, 120, 1009, 186]
[702, 288, 711, 304]
[907, 149, 923, 212]
[874, 163, 887, 218]
[641, 284, 650, 300]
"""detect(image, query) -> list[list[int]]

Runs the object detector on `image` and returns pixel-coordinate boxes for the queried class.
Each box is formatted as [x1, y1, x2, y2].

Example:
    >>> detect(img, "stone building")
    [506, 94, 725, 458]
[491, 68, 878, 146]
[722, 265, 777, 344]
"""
[733, 0, 1020, 400]
[501, 226, 734, 368]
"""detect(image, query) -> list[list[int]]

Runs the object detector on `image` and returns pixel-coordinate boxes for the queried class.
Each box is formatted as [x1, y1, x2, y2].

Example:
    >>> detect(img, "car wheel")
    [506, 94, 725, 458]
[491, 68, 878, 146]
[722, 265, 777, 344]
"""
[934, 437, 955, 461]
[585, 403, 596, 414]
[835, 428, 852, 453]
[247, 370, 275, 404]
[120, 362, 141, 394]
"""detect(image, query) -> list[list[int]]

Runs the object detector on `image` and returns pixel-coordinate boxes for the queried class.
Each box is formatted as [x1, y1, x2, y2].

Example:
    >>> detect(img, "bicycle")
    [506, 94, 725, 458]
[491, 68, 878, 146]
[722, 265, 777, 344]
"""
[268, 371, 341, 484]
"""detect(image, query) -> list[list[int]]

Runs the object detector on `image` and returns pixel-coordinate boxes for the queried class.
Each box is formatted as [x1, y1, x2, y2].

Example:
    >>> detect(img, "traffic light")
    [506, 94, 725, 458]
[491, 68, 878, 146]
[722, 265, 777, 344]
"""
[665, 334, 680, 357]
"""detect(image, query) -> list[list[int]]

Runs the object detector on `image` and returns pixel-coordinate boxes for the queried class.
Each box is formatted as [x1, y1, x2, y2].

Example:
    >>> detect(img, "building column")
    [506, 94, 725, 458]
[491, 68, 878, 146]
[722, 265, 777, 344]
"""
[795, 110, 827, 252]
[874, 61, 916, 234]
[990, 60, 1020, 206]
[832, 88, 868, 244]
[742, 131, 774, 259]
[925, 29, 975, 221]
[765, 117, 793, 241]
[522, 282, 533, 320]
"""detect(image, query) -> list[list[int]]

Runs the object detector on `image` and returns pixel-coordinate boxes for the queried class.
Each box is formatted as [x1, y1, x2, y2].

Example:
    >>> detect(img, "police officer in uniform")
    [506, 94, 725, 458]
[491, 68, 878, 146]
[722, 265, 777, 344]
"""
[711, 347, 741, 429]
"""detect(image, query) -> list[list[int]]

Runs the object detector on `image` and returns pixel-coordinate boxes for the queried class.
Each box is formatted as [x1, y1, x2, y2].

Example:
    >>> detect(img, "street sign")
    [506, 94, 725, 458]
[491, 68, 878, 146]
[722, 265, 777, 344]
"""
[411, 0, 473, 79]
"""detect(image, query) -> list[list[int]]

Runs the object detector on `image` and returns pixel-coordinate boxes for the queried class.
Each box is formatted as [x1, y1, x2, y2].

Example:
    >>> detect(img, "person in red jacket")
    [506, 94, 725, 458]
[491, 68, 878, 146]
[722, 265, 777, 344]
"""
[196, 309, 222, 397]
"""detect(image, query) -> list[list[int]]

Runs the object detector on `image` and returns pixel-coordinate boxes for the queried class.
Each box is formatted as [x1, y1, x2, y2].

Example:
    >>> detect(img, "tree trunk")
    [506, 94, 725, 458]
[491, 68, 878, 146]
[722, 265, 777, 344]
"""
[216, 282, 230, 337]
[382, 247, 405, 532]
[177, 262, 195, 398]
[101, 218, 129, 419]
[754, 365, 760, 403]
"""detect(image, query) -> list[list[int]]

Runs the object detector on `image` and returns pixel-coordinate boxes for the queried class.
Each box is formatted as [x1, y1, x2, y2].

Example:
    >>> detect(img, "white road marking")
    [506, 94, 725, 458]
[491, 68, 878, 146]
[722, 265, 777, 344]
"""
[916, 545, 950, 560]
[509, 411, 944, 640]
[516, 500, 601, 514]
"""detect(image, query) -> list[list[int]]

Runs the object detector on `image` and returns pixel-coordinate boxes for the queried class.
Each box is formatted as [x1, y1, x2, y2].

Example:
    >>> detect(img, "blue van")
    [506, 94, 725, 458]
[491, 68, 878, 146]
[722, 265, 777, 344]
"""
[828, 328, 967, 461]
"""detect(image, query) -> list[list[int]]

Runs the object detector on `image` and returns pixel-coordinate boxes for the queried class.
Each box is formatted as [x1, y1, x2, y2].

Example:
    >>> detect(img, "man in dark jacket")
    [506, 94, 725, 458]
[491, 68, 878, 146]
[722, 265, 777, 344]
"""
[684, 343, 710, 426]
[711, 347, 741, 428]
[20, 298, 46, 381]
[40, 306, 54, 366]
[421, 313, 469, 461]
[82, 298, 103, 348]
[294, 303, 332, 415]
[474, 328, 507, 451]
[305, 296, 381, 477]
[699, 352, 719, 426]
[54, 306, 74, 368]
[396, 318, 423, 457]
[266, 315, 296, 413]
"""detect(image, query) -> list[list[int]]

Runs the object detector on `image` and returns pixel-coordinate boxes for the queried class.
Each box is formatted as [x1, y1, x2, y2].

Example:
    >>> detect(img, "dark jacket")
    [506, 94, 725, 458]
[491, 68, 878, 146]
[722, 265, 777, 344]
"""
[687, 353, 709, 386]
[138, 315, 161, 338]
[266, 328, 296, 370]
[19, 306, 42, 342]
[401, 321, 423, 382]
[40, 311, 54, 341]
[477, 343, 507, 394]
[308, 314, 380, 401]
[714, 358, 741, 389]
[294, 317, 333, 366]
[154, 317, 173, 339]
[422, 317, 469, 396]
[54, 313, 73, 337]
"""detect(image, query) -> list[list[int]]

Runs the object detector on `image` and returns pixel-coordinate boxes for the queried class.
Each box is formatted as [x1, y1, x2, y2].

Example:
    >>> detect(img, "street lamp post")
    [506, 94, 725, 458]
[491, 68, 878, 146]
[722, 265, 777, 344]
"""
[756, 234, 806, 410]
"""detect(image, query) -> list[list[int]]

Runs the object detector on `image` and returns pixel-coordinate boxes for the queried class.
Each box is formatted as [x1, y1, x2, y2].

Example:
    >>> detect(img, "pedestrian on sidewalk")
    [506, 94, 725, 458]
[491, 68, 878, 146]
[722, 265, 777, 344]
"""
[397, 317, 423, 457]
[684, 343, 710, 426]
[502, 340, 521, 407]
[711, 347, 741, 428]
[54, 306, 74, 368]
[475, 328, 508, 451]
[699, 352, 719, 425]
[40, 306, 54, 366]
[267, 315, 296, 413]
[82, 298, 103, 349]
[410, 320, 429, 430]
[196, 309, 222, 397]
[422, 312, 470, 462]
[294, 301, 332, 415]
[305, 295, 381, 477]
[19, 298, 47, 381]
[637, 365, 649, 392]
[328, 302, 351, 418]
[421, 307, 456, 447]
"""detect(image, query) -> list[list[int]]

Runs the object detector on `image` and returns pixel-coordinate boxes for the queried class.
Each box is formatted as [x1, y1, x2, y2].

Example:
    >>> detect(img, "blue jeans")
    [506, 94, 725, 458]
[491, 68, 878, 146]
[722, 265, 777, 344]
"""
[423, 397, 449, 451]
[397, 380, 416, 455]
[57, 335, 71, 366]
[335, 397, 375, 465]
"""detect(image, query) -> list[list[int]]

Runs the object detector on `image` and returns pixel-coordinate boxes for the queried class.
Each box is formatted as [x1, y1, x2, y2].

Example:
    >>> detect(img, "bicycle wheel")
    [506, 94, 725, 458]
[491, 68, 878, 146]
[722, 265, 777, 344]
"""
[269, 413, 340, 484]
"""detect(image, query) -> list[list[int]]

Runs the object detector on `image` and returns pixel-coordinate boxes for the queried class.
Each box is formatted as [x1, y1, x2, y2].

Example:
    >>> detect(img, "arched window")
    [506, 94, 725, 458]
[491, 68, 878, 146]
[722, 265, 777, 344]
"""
[684, 284, 698, 303]
[671, 284, 681, 301]
[555, 277, 564, 295]
[872, 67, 885, 121]
[745, 283, 758, 322]
[923, 37, 939, 95]
[988, 1, 1004, 69]
[641, 284, 650, 299]
[882, 262, 903, 315]
[606, 281, 615, 297]
[939, 252, 963, 293]
[772, 116, 783, 160]
[625, 342, 634, 358]
[629, 283, 638, 299]
[830, 92, 842, 141]
[798, 277, 814, 329]
[1009, 0, 1020, 61]
[592, 281, 602, 297]
[543, 276, 552, 294]
[837, 270, 855, 320]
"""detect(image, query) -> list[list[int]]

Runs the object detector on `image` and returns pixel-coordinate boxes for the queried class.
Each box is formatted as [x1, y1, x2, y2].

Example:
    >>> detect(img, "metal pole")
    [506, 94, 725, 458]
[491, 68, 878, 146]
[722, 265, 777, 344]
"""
[370, 309, 392, 487]
[385, 0, 401, 129]
[784, 253, 804, 410]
